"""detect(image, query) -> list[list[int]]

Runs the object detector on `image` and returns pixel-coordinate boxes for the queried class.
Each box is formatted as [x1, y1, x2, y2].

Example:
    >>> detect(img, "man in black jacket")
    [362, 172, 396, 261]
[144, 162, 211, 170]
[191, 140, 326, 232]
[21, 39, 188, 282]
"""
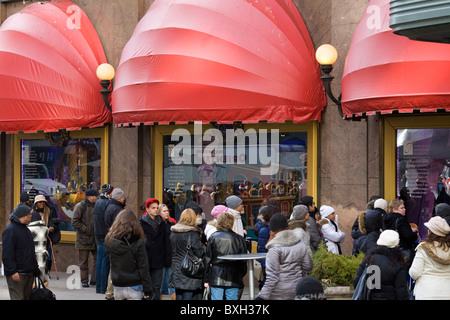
[2, 204, 40, 300]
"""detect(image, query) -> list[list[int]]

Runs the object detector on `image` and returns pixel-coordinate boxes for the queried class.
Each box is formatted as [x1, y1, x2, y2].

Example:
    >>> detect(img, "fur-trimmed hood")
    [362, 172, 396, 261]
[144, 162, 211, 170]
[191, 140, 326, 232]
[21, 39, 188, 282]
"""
[170, 223, 201, 234]
[266, 229, 301, 249]
[419, 241, 450, 265]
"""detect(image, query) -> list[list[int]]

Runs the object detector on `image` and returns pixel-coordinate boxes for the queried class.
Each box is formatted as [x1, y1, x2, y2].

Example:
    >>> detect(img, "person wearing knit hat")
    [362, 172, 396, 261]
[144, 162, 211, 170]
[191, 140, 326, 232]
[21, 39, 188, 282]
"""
[256, 213, 313, 300]
[145, 198, 160, 209]
[374, 198, 388, 212]
[319, 205, 345, 255]
[290, 204, 309, 221]
[111, 188, 126, 201]
[225, 195, 245, 237]
[376, 229, 400, 248]
[409, 216, 450, 300]
[435, 203, 450, 225]
[2, 203, 40, 300]
[353, 229, 409, 300]
[101, 184, 114, 195]
[295, 276, 326, 300]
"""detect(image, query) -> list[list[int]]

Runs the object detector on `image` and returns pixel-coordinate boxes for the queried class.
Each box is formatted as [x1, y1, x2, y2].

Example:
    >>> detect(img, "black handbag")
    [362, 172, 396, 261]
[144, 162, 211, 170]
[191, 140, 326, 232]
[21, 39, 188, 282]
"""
[180, 233, 204, 279]
[30, 277, 56, 300]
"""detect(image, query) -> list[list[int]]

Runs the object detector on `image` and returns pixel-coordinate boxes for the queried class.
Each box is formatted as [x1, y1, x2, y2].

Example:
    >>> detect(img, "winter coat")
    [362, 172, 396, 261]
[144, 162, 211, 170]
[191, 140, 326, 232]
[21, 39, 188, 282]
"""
[169, 223, 205, 290]
[27, 220, 49, 268]
[288, 219, 312, 255]
[353, 246, 409, 300]
[2, 215, 40, 277]
[320, 217, 345, 254]
[104, 199, 126, 231]
[353, 209, 382, 255]
[106, 235, 152, 295]
[94, 195, 111, 240]
[382, 212, 417, 250]
[257, 223, 270, 268]
[306, 216, 322, 253]
[140, 214, 171, 269]
[409, 241, 450, 300]
[257, 229, 313, 300]
[204, 229, 247, 288]
[72, 199, 96, 250]
[31, 205, 60, 245]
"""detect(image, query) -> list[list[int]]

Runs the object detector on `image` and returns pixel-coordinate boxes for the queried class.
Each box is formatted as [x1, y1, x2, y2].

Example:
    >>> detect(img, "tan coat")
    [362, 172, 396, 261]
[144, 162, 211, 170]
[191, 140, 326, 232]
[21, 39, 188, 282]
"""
[72, 200, 96, 250]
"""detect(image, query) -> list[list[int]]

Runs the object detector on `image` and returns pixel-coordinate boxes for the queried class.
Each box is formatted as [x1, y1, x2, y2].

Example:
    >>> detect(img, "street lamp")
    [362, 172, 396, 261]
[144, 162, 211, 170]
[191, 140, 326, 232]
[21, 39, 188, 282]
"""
[96, 63, 115, 111]
[315, 44, 343, 117]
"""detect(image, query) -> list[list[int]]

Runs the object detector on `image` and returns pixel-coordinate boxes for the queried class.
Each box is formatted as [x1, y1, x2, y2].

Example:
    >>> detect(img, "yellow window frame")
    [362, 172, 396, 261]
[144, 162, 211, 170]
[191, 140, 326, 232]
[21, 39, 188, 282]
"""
[383, 114, 450, 203]
[13, 126, 109, 244]
[151, 121, 319, 204]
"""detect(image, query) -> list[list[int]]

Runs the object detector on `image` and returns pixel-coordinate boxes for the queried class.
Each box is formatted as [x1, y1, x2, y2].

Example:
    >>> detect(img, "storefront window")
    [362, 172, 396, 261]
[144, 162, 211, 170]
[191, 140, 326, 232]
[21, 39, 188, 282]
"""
[396, 128, 450, 235]
[20, 134, 102, 232]
[162, 124, 308, 230]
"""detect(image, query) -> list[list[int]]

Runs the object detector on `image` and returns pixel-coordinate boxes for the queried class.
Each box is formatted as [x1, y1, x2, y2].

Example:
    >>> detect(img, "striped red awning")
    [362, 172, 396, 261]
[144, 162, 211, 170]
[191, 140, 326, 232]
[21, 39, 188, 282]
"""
[341, 0, 450, 118]
[0, 0, 111, 133]
[112, 0, 326, 126]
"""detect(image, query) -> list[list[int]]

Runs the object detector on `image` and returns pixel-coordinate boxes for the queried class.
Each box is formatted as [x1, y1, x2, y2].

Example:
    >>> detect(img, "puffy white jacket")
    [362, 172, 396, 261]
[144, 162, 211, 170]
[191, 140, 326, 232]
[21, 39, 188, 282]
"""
[409, 241, 450, 300]
[320, 217, 345, 254]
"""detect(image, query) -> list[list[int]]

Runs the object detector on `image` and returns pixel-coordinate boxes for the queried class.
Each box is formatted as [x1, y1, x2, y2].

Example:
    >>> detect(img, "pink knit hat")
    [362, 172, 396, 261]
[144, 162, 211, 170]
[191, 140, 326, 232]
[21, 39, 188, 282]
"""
[211, 205, 229, 218]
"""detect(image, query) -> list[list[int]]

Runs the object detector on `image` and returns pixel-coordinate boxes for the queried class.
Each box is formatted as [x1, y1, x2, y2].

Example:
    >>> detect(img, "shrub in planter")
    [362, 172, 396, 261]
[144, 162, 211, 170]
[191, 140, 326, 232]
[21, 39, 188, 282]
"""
[310, 243, 364, 287]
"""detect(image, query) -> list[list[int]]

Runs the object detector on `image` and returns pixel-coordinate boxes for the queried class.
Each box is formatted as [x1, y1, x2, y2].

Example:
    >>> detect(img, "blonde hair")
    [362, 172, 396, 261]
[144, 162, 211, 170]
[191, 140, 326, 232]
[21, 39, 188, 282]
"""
[216, 212, 235, 231]
[389, 199, 404, 213]
[178, 208, 197, 226]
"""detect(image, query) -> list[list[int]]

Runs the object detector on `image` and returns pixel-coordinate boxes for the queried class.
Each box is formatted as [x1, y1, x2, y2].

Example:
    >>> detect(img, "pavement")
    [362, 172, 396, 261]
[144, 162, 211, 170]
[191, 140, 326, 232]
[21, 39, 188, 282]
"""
[0, 271, 253, 300]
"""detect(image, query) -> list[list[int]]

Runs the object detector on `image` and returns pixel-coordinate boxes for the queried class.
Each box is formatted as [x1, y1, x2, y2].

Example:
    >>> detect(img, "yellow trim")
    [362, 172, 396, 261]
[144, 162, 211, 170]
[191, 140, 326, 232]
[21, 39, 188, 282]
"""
[13, 127, 109, 244]
[383, 114, 450, 202]
[152, 121, 319, 204]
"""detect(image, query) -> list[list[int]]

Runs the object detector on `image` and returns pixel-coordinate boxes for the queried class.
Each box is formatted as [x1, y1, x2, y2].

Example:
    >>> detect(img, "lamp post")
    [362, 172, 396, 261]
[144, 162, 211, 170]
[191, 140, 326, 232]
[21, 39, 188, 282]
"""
[96, 63, 115, 111]
[315, 44, 343, 117]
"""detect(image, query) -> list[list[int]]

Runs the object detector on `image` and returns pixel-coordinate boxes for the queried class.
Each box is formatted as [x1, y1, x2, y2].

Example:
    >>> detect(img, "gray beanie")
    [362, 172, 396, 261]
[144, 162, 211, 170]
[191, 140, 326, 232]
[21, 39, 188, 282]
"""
[435, 203, 450, 218]
[111, 188, 126, 200]
[13, 204, 31, 219]
[226, 195, 243, 210]
[291, 205, 309, 220]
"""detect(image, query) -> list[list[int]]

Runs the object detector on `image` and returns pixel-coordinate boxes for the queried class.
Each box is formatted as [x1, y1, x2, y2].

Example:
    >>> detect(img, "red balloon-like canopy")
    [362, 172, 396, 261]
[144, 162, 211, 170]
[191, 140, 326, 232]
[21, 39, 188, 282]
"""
[341, 0, 450, 118]
[112, 0, 326, 126]
[0, 0, 111, 133]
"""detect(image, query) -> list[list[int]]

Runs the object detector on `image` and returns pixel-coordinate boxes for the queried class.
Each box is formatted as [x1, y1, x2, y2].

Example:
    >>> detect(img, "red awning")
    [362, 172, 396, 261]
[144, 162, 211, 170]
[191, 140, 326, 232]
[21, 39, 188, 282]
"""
[0, 0, 111, 133]
[112, 0, 325, 126]
[341, 0, 450, 118]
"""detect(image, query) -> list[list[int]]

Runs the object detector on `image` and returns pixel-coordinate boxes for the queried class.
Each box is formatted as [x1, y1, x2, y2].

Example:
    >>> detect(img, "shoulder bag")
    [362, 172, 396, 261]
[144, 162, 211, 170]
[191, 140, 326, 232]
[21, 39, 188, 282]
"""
[180, 232, 204, 279]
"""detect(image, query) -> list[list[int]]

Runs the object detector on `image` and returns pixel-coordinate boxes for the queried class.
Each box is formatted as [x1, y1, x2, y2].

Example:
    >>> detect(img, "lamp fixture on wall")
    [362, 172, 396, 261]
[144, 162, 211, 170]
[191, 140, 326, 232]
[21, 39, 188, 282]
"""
[315, 44, 344, 117]
[96, 63, 115, 111]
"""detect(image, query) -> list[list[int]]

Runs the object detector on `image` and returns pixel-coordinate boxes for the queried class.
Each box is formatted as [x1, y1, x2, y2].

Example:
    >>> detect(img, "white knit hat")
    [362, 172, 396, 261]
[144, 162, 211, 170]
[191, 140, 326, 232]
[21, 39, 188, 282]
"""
[319, 205, 335, 218]
[377, 230, 399, 248]
[374, 198, 388, 211]
[425, 216, 450, 237]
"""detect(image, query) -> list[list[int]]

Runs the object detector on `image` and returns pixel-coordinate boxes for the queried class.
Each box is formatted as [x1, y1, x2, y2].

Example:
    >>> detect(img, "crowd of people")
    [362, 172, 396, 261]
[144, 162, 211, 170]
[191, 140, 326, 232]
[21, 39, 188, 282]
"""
[2, 186, 449, 300]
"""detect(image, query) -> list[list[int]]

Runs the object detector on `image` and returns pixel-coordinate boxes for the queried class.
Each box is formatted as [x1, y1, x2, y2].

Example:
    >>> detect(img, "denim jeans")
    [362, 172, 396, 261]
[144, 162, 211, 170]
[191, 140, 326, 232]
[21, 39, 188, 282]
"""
[95, 239, 110, 293]
[149, 268, 163, 300]
[211, 287, 239, 300]
[161, 267, 175, 295]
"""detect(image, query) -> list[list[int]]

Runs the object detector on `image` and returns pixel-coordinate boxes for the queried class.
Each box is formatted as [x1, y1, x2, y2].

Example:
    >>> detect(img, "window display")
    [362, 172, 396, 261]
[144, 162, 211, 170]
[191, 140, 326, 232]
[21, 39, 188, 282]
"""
[162, 125, 308, 230]
[20, 134, 102, 232]
[397, 128, 450, 236]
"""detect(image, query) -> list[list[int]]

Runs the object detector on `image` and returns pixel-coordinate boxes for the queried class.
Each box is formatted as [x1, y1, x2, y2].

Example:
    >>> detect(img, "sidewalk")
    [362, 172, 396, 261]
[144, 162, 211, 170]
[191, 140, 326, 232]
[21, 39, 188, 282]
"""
[0, 271, 253, 300]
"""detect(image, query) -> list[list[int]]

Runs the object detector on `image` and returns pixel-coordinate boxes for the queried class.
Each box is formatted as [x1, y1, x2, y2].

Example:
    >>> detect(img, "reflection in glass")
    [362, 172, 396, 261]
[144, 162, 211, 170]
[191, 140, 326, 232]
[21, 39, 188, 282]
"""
[21, 138, 102, 231]
[397, 129, 450, 236]
[162, 128, 307, 235]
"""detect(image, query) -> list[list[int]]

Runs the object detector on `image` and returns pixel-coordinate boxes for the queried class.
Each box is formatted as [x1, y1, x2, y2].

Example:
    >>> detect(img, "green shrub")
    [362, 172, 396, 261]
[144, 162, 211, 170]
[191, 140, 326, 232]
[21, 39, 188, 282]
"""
[310, 243, 364, 287]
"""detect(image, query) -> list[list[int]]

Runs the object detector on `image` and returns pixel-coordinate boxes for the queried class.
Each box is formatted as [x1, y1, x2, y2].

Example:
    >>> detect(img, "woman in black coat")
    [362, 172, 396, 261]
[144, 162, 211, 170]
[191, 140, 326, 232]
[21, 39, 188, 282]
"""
[204, 212, 247, 300]
[353, 230, 409, 300]
[169, 208, 205, 300]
